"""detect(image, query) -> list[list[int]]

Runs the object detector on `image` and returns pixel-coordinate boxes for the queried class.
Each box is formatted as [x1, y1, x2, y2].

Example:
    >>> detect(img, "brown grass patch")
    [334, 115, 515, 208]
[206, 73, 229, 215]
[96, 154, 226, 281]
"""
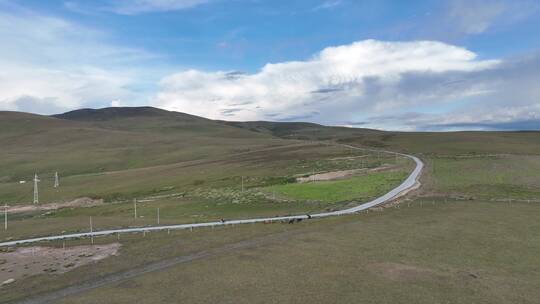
[0, 243, 120, 283]
[367, 262, 442, 282]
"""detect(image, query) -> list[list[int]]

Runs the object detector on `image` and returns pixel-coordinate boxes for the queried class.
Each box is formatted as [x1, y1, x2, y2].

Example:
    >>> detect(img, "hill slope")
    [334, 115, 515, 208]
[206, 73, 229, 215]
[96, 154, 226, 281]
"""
[0, 107, 286, 182]
[226, 120, 540, 155]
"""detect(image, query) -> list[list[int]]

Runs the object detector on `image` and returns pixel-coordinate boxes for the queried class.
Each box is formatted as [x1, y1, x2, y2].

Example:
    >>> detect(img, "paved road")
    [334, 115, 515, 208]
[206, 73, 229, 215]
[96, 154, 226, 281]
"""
[0, 145, 423, 247]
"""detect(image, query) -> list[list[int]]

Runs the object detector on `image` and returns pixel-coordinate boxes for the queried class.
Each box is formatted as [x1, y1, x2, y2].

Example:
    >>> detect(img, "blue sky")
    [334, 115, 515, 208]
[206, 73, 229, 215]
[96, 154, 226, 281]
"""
[1, 0, 539, 130]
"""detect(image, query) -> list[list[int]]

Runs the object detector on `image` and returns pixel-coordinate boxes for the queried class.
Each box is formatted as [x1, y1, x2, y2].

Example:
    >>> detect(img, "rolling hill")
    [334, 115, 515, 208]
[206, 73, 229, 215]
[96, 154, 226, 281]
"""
[1, 106, 539, 204]
[0, 107, 286, 183]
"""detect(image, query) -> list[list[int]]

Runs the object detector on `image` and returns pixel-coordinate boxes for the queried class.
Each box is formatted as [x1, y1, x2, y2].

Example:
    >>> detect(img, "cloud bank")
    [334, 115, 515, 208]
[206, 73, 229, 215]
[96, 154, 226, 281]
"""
[153, 39, 521, 129]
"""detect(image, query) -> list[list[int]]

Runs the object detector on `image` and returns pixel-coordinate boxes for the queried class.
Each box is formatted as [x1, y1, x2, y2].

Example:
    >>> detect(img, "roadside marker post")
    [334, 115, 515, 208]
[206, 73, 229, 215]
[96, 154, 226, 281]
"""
[157, 208, 160, 225]
[134, 199, 137, 219]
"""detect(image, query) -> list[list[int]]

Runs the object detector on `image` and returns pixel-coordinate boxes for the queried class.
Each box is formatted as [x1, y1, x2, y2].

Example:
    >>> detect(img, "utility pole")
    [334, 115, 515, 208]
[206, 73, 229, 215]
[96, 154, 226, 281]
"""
[241, 176, 244, 192]
[33, 174, 40, 204]
[90, 216, 94, 245]
[54, 171, 59, 188]
[4, 203, 7, 231]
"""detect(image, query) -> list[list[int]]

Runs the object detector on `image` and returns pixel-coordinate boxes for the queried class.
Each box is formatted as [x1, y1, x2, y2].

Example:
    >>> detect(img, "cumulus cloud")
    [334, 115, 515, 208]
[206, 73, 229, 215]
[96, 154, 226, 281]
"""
[153, 39, 500, 125]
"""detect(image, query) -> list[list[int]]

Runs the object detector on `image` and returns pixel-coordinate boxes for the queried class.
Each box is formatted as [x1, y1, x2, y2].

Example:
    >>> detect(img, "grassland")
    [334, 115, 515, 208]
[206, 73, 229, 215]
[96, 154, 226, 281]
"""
[265, 170, 409, 203]
[1, 108, 540, 303]
[1, 120, 410, 241]
[426, 154, 540, 200]
[228, 121, 540, 155]
[0, 152, 409, 241]
[1, 199, 539, 304]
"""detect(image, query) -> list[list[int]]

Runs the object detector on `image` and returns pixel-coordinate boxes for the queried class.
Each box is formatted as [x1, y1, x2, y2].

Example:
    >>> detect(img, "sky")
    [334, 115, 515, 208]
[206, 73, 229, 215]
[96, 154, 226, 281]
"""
[0, 0, 539, 131]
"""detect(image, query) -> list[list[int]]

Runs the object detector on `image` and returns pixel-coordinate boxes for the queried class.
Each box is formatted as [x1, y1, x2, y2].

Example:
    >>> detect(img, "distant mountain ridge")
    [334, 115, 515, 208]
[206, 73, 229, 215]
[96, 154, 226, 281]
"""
[52, 106, 206, 122]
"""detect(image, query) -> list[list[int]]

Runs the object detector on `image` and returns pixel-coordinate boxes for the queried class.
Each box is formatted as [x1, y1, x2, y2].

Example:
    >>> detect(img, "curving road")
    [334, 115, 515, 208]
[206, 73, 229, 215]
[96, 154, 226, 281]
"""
[0, 145, 423, 247]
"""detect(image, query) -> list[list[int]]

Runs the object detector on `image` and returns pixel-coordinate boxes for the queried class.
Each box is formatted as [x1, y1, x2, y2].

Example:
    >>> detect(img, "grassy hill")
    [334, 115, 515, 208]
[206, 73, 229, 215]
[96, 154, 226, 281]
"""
[0, 107, 286, 183]
[227, 120, 540, 155]
[2, 108, 539, 204]
[227, 120, 540, 200]
[2, 108, 406, 205]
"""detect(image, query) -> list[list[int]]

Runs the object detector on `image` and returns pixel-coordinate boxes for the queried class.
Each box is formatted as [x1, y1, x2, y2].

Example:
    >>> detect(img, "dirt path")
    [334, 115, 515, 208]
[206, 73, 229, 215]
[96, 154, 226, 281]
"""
[7, 198, 103, 214]
[7, 229, 306, 304]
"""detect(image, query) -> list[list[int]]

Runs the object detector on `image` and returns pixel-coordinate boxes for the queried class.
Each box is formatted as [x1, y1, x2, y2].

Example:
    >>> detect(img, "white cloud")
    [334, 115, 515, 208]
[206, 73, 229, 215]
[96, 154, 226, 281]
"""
[106, 0, 209, 15]
[447, 0, 506, 34]
[363, 103, 540, 131]
[351, 51, 540, 131]
[446, 0, 539, 35]
[111, 99, 123, 107]
[313, 0, 343, 11]
[0, 7, 157, 114]
[153, 40, 500, 124]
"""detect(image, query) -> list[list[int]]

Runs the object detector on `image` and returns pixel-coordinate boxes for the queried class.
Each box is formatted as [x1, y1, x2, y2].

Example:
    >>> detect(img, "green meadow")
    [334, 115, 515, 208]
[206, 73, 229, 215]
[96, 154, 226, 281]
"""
[266, 170, 409, 203]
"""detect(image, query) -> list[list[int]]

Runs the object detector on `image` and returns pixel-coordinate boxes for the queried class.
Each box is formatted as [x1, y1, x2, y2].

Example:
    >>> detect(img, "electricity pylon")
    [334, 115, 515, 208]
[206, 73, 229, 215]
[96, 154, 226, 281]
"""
[54, 171, 59, 188]
[33, 173, 40, 204]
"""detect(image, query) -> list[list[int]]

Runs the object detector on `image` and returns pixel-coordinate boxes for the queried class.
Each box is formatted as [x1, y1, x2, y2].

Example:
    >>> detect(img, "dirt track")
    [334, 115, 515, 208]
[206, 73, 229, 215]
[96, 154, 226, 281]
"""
[6, 198, 104, 215]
